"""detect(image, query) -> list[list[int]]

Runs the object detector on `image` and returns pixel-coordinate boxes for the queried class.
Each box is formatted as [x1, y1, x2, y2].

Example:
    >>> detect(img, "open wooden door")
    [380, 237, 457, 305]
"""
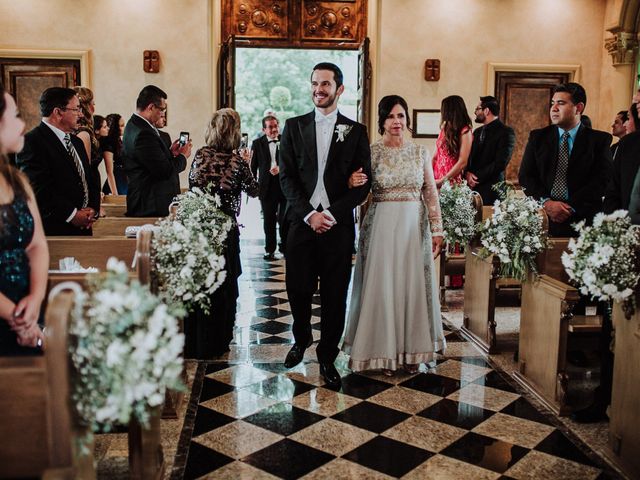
[357, 37, 371, 128]
[218, 36, 236, 109]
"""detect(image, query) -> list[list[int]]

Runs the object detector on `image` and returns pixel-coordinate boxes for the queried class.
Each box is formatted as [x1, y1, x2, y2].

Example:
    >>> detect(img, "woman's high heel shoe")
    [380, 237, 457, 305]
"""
[382, 369, 394, 377]
[404, 363, 419, 374]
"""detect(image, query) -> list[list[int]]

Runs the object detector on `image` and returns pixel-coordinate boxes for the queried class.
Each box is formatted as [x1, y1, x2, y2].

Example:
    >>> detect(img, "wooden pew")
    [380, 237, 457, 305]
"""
[92, 217, 159, 237]
[460, 205, 521, 353]
[439, 193, 483, 311]
[607, 290, 640, 479]
[101, 194, 127, 205]
[101, 203, 128, 217]
[47, 236, 137, 271]
[0, 290, 92, 479]
[513, 230, 601, 415]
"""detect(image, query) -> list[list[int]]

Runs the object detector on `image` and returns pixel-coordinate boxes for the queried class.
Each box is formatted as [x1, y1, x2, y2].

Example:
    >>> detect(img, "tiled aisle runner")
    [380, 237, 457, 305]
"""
[171, 243, 620, 480]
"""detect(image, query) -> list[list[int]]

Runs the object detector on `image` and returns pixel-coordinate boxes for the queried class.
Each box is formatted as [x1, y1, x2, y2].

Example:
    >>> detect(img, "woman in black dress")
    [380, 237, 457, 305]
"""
[185, 108, 259, 359]
[0, 83, 49, 355]
[101, 113, 128, 195]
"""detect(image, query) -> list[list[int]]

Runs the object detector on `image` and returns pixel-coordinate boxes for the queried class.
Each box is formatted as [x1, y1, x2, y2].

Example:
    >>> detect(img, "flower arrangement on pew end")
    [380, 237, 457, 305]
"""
[153, 187, 233, 313]
[439, 180, 478, 247]
[477, 187, 547, 282]
[69, 258, 185, 452]
[561, 210, 640, 313]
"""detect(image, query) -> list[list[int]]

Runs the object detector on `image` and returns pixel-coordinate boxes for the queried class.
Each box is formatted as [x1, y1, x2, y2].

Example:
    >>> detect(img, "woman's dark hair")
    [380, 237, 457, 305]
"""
[93, 114, 106, 135]
[0, 82, 28, 207]
[105, 113, 123, 154]
[377, 95, 411, 135]
[440, 95, 472, 157]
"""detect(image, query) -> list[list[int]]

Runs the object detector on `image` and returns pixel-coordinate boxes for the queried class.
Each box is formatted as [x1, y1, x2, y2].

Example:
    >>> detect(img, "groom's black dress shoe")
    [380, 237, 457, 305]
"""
[320, 362, 341, 389]
[284, 337, 313, 368]
[571, 402, 608, 423]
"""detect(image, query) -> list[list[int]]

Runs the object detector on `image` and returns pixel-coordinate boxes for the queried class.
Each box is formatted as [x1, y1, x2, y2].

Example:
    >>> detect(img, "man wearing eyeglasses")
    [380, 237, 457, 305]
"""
[466, 96, 515, 206]
[123, 85, 191, 217]
[17, 87, 101, 235]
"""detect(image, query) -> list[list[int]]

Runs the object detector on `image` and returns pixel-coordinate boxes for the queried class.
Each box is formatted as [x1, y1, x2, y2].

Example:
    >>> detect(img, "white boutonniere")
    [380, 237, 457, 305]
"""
[335, 124, 353, 142]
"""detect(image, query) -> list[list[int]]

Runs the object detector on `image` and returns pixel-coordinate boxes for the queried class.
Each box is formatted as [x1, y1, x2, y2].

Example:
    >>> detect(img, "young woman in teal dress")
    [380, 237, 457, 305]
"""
[0, 83, 49, 355]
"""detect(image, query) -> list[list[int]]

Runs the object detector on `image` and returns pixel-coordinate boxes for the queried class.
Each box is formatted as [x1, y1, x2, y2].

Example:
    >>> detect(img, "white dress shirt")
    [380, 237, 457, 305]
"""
[306, 108, 338, 224]
[267, 137, 278, 169]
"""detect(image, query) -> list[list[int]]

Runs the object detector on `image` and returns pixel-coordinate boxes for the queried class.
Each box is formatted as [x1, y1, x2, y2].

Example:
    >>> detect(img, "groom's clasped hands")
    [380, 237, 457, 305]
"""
[308, 211, 336, 234]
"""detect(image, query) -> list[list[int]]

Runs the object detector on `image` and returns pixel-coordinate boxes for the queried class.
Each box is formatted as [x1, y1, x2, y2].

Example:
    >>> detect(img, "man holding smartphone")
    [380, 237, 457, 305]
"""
[124, 85, 192, 217]
[251, 115, 288, 260]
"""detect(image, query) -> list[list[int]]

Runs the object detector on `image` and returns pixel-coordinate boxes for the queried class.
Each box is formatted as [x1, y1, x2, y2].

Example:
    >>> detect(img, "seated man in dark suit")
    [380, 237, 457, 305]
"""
[604, 129, 640, 213]
[250, 115, 288, 259]
[519, 82, 612, 238]
[123, 85, 191, 217]
[466, 95, 515, 206]
[17, 87, 100, 236]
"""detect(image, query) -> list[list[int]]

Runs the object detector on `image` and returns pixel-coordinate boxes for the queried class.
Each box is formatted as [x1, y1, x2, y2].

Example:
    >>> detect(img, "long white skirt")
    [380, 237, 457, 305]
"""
[343, 201, 445, 371]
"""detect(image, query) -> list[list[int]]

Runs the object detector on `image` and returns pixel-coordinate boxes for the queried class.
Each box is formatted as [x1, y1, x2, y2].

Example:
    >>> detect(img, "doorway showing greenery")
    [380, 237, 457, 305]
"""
[235, 48, 359, 140]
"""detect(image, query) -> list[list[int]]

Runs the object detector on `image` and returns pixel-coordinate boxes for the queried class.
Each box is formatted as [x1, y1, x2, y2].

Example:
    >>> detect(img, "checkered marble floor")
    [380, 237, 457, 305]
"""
[170, 243, 621, 480]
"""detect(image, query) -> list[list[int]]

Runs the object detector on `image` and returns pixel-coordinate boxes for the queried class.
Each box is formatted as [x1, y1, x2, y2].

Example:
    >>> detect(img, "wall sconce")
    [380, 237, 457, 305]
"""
[143, 50, 160, 73]
[424, 59, 440, 81]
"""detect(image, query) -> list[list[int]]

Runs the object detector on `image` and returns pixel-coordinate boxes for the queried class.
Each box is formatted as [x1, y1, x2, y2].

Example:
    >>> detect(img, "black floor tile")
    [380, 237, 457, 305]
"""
[242, 438, 334, 480]
[534, 430, 596, 466]
[199, 377, 235, 402]
[339, 373, 393, 399]
[343, 436, 433, 477]
[312, 323, 322, 331]
[256, 335, 293, 344]
[440, 432, 528, 473]
[445, 331, 466, 342]
[191, 406, 235, 437]
[244, 375, 315, 401]
[251, 362, 293, 374]
[255, 296, 289, 307]
[311, 307, 322, 316]
[243, 402, 324, 436]
[183, 441, 233, 480]
[399, 372, 462, 396]
[473, 370, 518, 393]
[254, 308, 292, 320]
[331, 401, 410, 433]
[418, 398, 495, 430]
[250, 320, 291, 334]
[499, 397, 553, 426]
[204, 362, 232, 374]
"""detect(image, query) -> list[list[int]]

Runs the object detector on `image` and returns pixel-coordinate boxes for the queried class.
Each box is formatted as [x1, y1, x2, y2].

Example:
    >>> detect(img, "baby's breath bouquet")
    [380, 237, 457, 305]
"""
[561, 210, 640, 302]
[439, 180, 478, 246]
[153, 188, 232, 313]
[68, 258, 184, 450]
[478, 192, 546, 281]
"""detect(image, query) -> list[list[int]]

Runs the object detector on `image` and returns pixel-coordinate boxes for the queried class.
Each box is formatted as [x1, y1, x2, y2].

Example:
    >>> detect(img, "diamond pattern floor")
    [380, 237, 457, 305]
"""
[170, 244, 621, 480]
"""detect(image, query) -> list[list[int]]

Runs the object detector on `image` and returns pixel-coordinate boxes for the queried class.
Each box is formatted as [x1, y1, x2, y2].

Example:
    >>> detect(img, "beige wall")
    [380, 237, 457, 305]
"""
[0, 0, 214, 185]
[374, 0, 619, 150]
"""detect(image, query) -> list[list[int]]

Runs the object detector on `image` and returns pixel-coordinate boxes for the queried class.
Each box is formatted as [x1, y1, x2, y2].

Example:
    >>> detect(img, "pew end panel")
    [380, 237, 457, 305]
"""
[513, 273, 579, 416]
[461, 249, 499, 354]
[606, 291, 640, 479]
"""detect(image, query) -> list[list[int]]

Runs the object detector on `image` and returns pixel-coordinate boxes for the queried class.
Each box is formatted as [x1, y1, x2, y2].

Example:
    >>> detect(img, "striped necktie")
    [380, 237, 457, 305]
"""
[551, 131, 570, 200]
[64, 133, 89, 208]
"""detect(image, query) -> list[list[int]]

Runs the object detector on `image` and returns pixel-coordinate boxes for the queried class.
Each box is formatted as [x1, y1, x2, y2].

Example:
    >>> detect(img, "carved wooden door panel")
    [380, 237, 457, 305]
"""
[0, 58, 80, 131]
[218, 36, 237, 109]
[357, 37, 371, 128]
[495, 71, 570, 186]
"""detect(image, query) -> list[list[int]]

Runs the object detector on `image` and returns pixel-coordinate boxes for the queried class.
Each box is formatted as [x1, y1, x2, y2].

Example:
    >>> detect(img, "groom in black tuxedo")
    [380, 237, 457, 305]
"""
[279, 62, 371, 388]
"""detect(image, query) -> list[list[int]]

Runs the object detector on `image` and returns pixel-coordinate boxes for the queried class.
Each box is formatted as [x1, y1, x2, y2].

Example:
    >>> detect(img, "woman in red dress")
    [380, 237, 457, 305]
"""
[433, 95, 473, 187]
[432, 95, 473, 287]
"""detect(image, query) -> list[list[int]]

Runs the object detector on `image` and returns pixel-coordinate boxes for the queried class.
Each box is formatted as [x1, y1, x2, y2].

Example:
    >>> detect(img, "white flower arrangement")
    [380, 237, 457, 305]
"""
[153, 188, 233, 313]
[439, 180, 478, 246]
[69, 258, 184, 450]
[561, 210, 640, 302]
[478, 192, 547, 281]
[335, 124, 352, 142]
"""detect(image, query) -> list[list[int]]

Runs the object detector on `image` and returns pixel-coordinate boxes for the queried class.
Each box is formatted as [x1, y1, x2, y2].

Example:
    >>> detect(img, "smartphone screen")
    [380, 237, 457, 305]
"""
[240, 133, 249, 149]
[179, 131, 190, 145]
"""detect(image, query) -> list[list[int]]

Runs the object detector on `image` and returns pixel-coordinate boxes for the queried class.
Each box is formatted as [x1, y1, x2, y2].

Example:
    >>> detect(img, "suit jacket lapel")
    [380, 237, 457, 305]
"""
[39, 122, 71, 161]
[299, 112, 318, 174]
[326, 113, 349, 169]
[569, 124, 587, 166]
[546, 127, 560, 185]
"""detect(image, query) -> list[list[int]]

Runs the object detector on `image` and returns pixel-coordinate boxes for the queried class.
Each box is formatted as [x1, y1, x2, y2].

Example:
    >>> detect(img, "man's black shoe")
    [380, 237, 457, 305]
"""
[263, 253, 276, 260]
[320, 362, 341, 388]
[284, 338, 313, 368]
[571, 403, 608, 423]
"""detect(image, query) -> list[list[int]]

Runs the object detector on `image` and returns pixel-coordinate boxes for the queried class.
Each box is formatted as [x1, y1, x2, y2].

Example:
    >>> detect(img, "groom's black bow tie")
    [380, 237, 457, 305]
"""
[268, 139, 278, 144]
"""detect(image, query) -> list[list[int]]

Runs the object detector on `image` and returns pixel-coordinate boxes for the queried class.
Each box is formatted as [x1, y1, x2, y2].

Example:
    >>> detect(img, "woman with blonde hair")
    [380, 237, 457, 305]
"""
[185, 108, 259, 359]
[0, 83, 48, 354]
